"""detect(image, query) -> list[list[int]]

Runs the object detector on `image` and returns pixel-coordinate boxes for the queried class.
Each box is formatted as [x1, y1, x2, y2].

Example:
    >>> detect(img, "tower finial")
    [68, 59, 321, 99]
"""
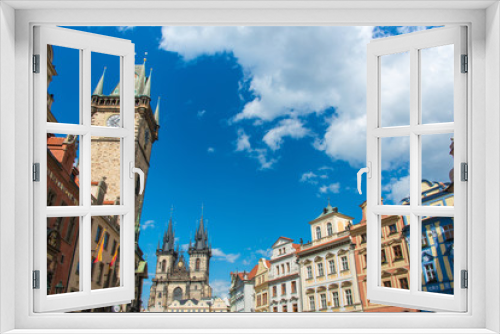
[154, 97, 160, 125]
[327, 197, 331, 206]
[93, 67, 106, 96]
[201, 202, 204, 218]
[170, 204, 174, 219]
[143, 68, 152, 97]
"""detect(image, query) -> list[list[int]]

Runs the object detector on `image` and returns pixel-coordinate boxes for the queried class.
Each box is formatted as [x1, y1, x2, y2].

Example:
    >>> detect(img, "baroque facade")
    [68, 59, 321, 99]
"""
[268, 237, 301, 312]
[229, 265, 258, 312]
[148, 214, 213, 312]
[296, 203, 362, 312]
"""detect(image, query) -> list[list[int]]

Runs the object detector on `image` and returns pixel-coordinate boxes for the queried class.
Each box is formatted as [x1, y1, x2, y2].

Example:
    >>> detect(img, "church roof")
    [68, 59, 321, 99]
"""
[93, 60, 153, 98]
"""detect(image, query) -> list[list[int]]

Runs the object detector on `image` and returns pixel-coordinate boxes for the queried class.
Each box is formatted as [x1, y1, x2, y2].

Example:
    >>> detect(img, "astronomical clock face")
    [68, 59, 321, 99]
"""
[107, 114, 121, 127]
[178, 261, 184, 268]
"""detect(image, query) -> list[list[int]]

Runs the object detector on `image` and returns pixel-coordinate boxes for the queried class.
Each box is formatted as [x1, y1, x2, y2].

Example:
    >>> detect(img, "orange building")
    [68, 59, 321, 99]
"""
[350, 201, 418, 312]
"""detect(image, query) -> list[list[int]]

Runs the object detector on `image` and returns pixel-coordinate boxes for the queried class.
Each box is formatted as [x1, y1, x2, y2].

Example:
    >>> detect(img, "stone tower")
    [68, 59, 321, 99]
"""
[148, 210, 213, 312]
[90, 57, 160, 311]
[90, 59, 160, 222]
[155, 217, 177, 279]
[188, 213, 212, 289]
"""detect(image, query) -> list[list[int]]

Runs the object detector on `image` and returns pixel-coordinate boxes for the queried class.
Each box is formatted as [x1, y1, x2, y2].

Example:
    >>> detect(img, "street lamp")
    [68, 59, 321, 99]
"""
[55, 281, 64, 294]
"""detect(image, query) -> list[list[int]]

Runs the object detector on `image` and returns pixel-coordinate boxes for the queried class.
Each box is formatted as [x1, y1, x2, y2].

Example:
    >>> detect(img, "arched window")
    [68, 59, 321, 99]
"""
[161, 260, 166, 272]
[316, 226, 322, 240]
[173, 287, 183, 301]
[327, 223, 333, 236]
[195, 258, 201, 270]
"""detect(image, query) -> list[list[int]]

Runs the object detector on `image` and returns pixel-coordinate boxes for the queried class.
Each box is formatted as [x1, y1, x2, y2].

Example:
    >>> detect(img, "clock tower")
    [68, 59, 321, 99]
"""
[90, 59, 160, 221]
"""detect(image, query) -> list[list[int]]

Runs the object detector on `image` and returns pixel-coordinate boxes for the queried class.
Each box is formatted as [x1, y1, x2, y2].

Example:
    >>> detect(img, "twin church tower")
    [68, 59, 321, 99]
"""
[148, 211, 213, 312]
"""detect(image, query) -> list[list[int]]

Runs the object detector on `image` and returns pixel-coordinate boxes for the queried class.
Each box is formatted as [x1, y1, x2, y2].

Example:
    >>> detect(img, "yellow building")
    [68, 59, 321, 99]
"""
[254, 258, 271, 312]
[297, 202, 362, 312]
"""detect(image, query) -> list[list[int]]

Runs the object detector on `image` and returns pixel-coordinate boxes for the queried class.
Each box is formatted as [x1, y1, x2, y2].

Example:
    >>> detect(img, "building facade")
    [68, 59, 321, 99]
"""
[229, 265, 257, 312]
[254, 258, 271, 312]
[268, 237, 302, 312]
[297, 203, 362, 312]
[148, 215, 212, 312]
[351, 201, 417, 312]
[402, 180, 455, 295]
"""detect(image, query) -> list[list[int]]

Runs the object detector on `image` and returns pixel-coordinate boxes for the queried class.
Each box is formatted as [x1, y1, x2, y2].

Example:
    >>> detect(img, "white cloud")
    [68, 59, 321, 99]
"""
[300, 171, 318, 184]
[207, 147, 215, 153]
[319, 183, 341, 194]
[117, 26, 135, 32]
[197, 109, 207, 118]
[181, 243, 190, 252]
[160, 26, 441, 169]
[211, 279, 231, 299]
[255, 248, 273, 258]
[383, 175, 410, 205]
[141, 220, 155, 230]
[263, 118, 310, 151]
[235, 129, 276, 169]
[212, 248, 241, 263]
[235, 129, 251, 152]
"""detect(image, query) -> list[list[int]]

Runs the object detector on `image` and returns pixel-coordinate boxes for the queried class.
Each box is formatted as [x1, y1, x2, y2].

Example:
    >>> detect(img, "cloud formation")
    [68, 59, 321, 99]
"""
[319, 183, 341, 194]
[255, 248, 273, 258]
[212, 248, 241, 263]
[141, 220, 155, 230]
[235, 129, 276, 169]
[211, 279, 231, 299]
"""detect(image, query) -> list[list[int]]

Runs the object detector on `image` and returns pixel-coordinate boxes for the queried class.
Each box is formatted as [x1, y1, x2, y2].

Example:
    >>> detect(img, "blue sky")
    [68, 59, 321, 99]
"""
[50, 25, 453, 309]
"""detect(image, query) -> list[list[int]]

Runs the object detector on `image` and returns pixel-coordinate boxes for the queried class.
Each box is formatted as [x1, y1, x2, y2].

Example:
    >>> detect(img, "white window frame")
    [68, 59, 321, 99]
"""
[1, 1, 498, 333]
[366, 26, 467, 312]
[33, 25, 136, 313]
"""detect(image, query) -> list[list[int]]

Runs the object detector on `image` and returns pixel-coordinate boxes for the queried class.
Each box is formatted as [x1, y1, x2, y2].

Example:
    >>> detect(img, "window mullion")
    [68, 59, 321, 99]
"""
[409, 47, 420, 295]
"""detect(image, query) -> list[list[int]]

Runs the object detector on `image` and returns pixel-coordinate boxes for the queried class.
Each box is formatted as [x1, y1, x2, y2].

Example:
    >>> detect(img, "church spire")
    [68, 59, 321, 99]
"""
[154, 97, 161, 125]
[143, 68, 152, 97]
[93, 67, 106, 96]
[163, 209, 175, 252]
[194, 204, 209, 250]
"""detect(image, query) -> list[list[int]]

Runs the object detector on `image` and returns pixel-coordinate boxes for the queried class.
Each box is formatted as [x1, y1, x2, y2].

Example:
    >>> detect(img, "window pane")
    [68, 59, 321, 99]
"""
[47, 217, 80, 295]
[47, 134, 80, 206]
[381, 215, 410, 290]
[91, 216, 121, 291]
[91, 137, 121, 205]
[380, 51, 410, 127]
[381, 136, 410, 205]
[91, 52, 122, 128]
[421, 45, 454, 124]
[47, 45, 80, 124]
[421, 134, 454, 206]
[415, 217, 454, 295]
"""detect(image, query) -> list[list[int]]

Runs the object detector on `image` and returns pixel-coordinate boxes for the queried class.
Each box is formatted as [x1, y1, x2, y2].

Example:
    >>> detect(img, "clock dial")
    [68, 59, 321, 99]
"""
[107, 114, 121, 128]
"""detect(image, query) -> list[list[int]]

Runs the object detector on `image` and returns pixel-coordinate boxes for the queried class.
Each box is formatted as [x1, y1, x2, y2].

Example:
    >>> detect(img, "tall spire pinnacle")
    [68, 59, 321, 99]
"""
[143, 68, 152, 97]
[93, 67, 106, 96]
[154, 97, 161, 125]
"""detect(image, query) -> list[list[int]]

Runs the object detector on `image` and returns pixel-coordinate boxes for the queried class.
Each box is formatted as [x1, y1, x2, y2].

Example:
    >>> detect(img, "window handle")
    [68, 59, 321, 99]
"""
[357, 162, 371, 195]
[129, 162, 145, 195]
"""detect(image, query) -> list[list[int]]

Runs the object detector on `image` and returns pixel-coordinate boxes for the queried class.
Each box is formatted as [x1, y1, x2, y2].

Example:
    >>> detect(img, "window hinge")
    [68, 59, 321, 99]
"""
[33, 54, 40, 73]
[461, 162, 468, 181]
[33, 163, 40, 182]
[33, 270, 40, 289]
[461, 54, 468, 73]
[461, 270, 468, 289]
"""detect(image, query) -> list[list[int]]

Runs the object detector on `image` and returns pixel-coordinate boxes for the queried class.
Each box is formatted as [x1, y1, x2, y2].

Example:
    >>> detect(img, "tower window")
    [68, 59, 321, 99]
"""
[327, 223, 333, 236]
[316, 226, 322, 240]
[196, 258, 200, 270]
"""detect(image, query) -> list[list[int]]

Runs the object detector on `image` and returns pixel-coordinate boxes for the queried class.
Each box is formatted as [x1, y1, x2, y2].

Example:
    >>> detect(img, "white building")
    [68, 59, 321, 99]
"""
[268, 237, 302, 312]
[229, 265, 257, 312]
[297, 203, 363, 312]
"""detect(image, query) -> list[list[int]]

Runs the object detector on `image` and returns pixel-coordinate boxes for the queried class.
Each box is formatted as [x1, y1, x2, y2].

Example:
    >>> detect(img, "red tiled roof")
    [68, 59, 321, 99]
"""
[265, 260, 271, 268]
[247, 264, 259, 280]
[91, 181, 99, 186]
[296, 235, 350, 255]
[292, 244, 301, 252]
[103, 200, 115, 205]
